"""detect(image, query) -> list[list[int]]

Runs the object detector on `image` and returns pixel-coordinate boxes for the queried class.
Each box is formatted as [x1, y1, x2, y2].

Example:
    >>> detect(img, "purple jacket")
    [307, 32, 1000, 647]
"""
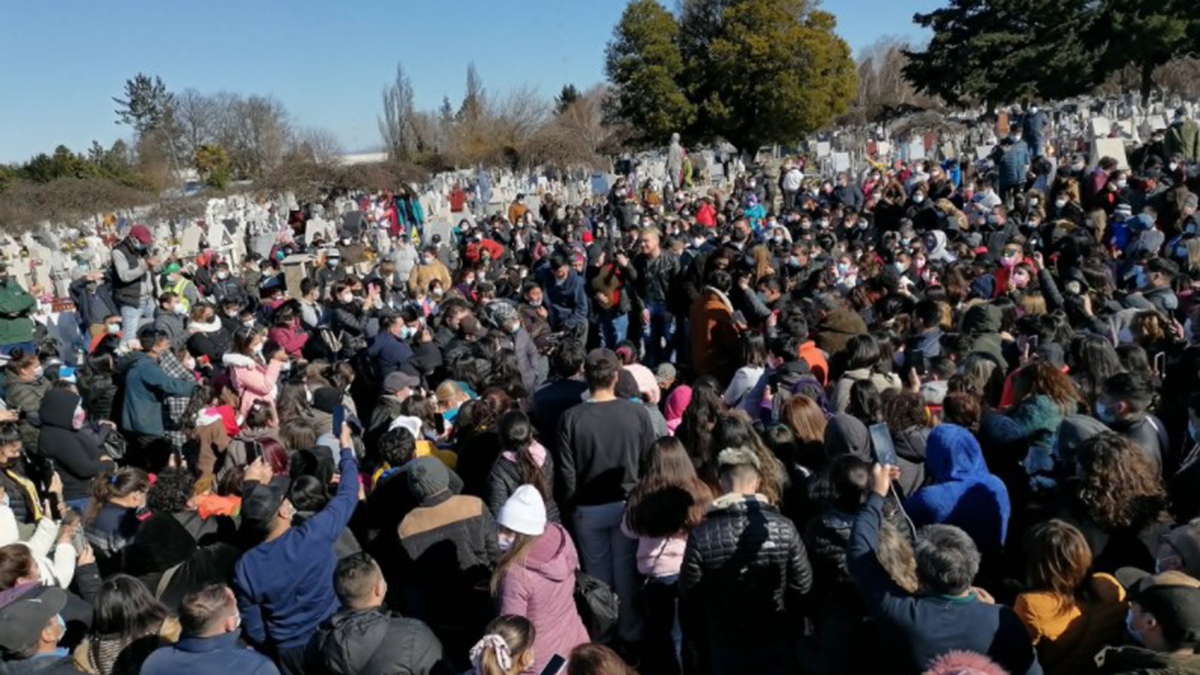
[497, 523, 589, 673]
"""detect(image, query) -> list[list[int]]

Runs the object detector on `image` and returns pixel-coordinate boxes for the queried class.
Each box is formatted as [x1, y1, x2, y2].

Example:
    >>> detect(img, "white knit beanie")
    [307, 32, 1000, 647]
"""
[497, 485, 547, 536]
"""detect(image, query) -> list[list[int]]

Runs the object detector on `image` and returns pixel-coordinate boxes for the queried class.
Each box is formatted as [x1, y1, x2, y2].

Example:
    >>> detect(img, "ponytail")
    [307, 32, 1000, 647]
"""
[469, 615, 534, 675]
[86, 467, 149, 524]
[498, 411, 550, 502]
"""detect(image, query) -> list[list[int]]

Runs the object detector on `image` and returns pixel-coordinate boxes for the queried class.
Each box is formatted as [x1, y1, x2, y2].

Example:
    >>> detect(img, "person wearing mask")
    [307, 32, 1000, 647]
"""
[0, 423, 46, 531]
[487, 411, 558, 523]
[0, 263, 38, 357]
[557, 348, 656, 647]
[1094, 372, 1167, 474]
[367, 314, 416, 386]
[118, 327, 196, 447]
[152, 291, 188, 349]
[110, 225, 160, 345]
[38, 389, 111, 511]
[266, 303, 309, 359]
[185, 302, 232, 367]
[5, 352, 50, 460]
[305, 553, 446, 675]
[848, 464, 1041, 675]
[297, 278, 325, 332]
[408, 246, 452, 298]
[142, 584, 280, 675]
[679, 447, 812, 675]
[210, 261, 249, 309]
[83, 467, 149, 557]
[234, 424, 359, 675]
[492, 486, 589, 675]
[223, 327, 287, 425]
[0, 584, 78, 674]
[494, 302, 546, 393]
[1095, 569, 1200, 673]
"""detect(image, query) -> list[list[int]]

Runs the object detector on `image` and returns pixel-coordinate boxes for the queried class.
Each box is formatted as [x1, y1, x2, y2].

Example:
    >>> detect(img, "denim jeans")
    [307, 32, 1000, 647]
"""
[571, 502, 642, 642]
[597, 310, 629, 349]
[118, 298, 154, 347]
[643, 301, 675, 367]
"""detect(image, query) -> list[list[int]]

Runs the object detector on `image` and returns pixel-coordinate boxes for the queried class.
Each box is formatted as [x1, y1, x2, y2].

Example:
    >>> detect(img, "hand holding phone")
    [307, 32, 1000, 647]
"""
[869, 423, 899, 467]
[332, 404, 345, 439]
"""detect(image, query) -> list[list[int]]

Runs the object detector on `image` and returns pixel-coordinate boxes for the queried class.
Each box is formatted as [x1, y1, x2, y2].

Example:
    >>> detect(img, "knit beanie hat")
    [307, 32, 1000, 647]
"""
[406, 457, 450, 500]
[497, 485, 547, 536]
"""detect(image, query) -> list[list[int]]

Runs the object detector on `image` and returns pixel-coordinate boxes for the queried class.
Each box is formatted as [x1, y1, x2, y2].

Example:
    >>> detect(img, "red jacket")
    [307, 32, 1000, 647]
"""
[696, 202, 717, 227]
[267, 322, 309, 357]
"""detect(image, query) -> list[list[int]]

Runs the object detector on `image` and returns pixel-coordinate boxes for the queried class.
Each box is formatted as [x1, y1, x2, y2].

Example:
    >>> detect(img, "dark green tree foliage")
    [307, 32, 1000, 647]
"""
[605, 0, 695, 146]
[681, 0, 857, 152]
[905, 0, 1099, 108]
[1088, 0, 1199, 106]
[113, 73, 175, 137]
[555, 84, 581, 114]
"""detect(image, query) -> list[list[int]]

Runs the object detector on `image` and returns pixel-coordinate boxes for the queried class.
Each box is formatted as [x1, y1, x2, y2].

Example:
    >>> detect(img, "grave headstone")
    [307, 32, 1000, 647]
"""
[1091, 137, 1129, 170]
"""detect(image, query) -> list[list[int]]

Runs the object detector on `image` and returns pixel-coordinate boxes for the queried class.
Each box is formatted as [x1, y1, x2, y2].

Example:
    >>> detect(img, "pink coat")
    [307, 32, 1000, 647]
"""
[222, 353, 283, 422]
[497, 523, 589, 673]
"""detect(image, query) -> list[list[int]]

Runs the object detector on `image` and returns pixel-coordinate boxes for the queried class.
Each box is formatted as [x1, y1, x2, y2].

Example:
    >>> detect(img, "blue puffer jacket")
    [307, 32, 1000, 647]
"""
[995, 142, 1030, 188]
[905, 424, 1011, 551]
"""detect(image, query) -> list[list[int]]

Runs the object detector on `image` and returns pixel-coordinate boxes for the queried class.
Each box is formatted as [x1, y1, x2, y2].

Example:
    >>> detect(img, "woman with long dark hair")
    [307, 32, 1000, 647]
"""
[74, 574, 175, 675]
[486, 411, 559, 522]
[831, 334, 900, 413]
[622, 437, 713, 675]
[713, 412, 785, 505]
[676, 382, 724, 486]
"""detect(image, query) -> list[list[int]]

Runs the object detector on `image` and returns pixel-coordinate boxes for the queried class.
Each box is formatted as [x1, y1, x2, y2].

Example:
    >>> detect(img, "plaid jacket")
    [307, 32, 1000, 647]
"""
[158, 350, 194, 449]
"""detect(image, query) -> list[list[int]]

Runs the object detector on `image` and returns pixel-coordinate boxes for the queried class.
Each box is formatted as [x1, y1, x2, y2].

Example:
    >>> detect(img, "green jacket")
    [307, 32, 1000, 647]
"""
[0, 280, 35, 346]
[1165, 119, 1200, 163]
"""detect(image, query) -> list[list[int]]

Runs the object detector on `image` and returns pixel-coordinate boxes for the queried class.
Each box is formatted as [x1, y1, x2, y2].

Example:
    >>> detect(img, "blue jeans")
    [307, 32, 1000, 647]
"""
[572, 502, 642, 642]
[643, 301, 675, 367]
[119, 298, 154, 347]
[597, 310, 629, 349]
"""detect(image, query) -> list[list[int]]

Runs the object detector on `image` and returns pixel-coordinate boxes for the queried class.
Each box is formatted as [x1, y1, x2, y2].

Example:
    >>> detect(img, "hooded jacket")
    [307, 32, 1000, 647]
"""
[118, 351, 196, 436]
[304, 607, 446, 675]
[824, 414, 924, 500]
[496, 523, 590, 675]
[222, 353, 282, 422]
[38, 389, 111, 502]
[814, 307, 868, 356]
[0, 278, 36, 347]
[905, 425, 1011, 552]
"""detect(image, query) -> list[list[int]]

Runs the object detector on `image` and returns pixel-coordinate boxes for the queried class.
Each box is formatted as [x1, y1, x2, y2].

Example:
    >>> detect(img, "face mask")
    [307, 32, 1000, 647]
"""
[242, 319, 255, 329]
[891, 261, 909, 274]
[817, 219, 829, 229]
[692, 237, 706, 248]
[837, 263, 850, 275]
[1000, 254, 1018, 269]
[498, 532, 515, 552]
[1170, 162, 1179, 172]
[1029, 198, 1040, 207]
[341, 293, 354, 304]
[529, 299, 542, 307]
[788, 256, 801, 268]
[554, 276, 567, 287]
[253, 343, 263, 356]
[1072, 163, 1086, 172]
[1126, 610, 1143, 644]
[217, 270, 229, 280]
[71, 405, 86, 430]
[1056, 199, 1068, 209]
[1013, 272, 1030, 289]
[399, 325, 414, 340]
[509, 322, 521, 335]
[32, 366, 43, 380]
[173, 303, 187, 315]
[1096, 400, 1117, 424]
[431, 288, 444, 298]
[328, 259, 339, 269]
[1116, 180, 1128, 189]
[107, 323, 121, 335]
[913, 194, 925, 204]
[423, 256, 434, 265]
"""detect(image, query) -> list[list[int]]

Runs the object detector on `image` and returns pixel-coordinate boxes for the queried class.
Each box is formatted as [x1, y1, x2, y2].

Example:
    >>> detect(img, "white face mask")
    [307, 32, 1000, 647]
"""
[913, 194, 926, 204]
[1056, 199, 1068, 209]
[340, 293, 354, 304]
[174, 303, 187, 315]
[106, 323, 121, 335]
[217, 270, 230, 280]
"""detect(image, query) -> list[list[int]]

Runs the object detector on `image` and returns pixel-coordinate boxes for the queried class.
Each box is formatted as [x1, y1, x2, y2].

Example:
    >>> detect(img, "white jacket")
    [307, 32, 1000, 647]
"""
[0, 505, 77, 589]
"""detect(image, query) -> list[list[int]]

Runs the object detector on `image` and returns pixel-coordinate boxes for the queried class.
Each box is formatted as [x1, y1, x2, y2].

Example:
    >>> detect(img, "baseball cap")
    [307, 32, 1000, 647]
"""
[585, 348, 619, 375]
[383, 370, 420, 393]
[240, 480, 288, 532]
[0, 584, 67, 656]
[1117, 568, 1200, 645]
[129, 225, 152, 244]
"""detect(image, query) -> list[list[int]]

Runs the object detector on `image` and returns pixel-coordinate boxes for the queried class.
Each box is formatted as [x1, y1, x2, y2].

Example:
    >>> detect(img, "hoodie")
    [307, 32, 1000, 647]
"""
[38, 389, 111, 501]
[905, 425, 1011, 551]
[496, 523, 590, 674]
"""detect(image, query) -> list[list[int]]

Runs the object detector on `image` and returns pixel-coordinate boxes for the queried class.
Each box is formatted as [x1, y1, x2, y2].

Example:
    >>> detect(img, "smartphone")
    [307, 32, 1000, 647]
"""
[246, 440, 263, 464]
[332, 404, 345, 438]
[869, 423, 899, 466]
[1155, 351, 1166, 375]
[539, 655, 566, 675]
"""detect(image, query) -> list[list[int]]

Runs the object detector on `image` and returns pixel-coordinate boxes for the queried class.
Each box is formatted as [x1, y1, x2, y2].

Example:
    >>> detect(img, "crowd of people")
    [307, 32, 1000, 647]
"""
[0, 105, 1198, 675]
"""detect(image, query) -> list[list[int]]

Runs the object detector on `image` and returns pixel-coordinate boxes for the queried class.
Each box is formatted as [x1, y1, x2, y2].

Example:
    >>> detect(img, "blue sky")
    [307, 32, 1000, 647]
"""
[0, 0, 941, 163]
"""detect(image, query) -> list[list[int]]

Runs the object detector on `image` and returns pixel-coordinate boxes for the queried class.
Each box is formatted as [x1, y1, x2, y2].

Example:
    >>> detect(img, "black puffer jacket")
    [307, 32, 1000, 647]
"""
[679, 494, 812, 645]
[484, 446, 560, 523]
[304, 606, 448, 675]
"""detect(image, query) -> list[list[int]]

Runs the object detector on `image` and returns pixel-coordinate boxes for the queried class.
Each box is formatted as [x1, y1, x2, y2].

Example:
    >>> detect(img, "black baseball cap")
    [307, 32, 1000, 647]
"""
[1117, 568, 1200, 645]
[0, 584, 66, 656]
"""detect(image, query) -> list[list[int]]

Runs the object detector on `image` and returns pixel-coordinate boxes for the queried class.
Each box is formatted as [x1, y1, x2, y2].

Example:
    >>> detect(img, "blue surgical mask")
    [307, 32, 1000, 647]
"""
[1095, 400, 1116, 424]
[1126, 610, 1143, 644]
